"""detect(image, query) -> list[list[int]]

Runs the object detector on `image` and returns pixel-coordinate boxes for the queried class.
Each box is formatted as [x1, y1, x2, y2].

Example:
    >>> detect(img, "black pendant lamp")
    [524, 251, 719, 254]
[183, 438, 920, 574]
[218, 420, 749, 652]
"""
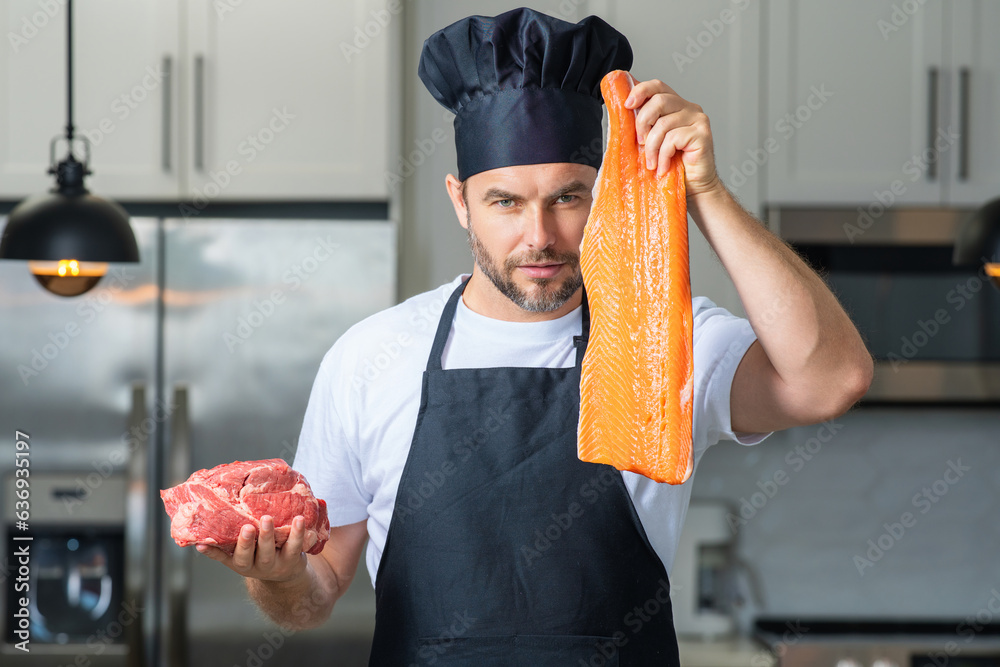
[954, 198, 1000, 290]
[0, 0, 138, 297]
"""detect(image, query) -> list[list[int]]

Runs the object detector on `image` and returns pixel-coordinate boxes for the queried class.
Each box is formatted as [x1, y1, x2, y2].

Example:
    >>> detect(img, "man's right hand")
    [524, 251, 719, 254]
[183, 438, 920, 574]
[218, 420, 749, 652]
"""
[195, 518, 367, 631]
[195, 515, 318, 583]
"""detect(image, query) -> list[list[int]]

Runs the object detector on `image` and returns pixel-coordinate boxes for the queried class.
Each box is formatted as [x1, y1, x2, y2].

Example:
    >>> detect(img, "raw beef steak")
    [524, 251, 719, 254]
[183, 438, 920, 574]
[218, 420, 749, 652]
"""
[160, 458, 330, 555]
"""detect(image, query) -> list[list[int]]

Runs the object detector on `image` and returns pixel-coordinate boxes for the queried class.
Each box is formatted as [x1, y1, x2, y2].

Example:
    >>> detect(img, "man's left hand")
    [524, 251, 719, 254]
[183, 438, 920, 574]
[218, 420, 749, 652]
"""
[626, 78, 722, 198]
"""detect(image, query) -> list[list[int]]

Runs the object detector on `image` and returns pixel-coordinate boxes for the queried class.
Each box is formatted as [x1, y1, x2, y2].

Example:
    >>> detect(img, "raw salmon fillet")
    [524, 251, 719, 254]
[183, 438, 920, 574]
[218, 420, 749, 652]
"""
[578, 70, 694, 485]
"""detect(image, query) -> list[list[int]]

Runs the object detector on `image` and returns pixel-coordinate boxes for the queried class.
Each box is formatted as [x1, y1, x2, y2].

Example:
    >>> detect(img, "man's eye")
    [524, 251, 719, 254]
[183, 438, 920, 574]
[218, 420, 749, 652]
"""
[497, 199, 514, 208]
[557, 195, 577, 204]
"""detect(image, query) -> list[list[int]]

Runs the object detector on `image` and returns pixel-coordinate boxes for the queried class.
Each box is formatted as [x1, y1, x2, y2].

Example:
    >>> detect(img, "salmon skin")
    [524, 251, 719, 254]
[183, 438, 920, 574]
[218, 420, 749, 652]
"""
[578, 70, 694, 485]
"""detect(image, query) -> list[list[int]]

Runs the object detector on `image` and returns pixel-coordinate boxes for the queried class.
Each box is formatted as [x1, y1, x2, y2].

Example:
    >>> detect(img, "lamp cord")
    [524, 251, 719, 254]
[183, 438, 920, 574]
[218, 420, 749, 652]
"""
[65, 0, 74, 145]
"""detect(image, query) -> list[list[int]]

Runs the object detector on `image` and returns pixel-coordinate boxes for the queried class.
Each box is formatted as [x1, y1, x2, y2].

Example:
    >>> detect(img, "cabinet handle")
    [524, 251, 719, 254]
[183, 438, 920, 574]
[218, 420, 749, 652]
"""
[959, 67, 970, 181]
[194, 55, 205, 171]
[161, 56, 172, 171]
[926, 67, 939, 181]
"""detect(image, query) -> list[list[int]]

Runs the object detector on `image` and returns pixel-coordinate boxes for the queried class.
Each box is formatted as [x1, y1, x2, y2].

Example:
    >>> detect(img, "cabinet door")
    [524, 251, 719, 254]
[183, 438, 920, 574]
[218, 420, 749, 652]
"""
[1, 1, 74, 197]
[948, 0, 1000, 206]
[184, 0, 390, 201]
[0, 1, 181, 200]
[612, 1, 761, 316]
[767, 0, 945, 206]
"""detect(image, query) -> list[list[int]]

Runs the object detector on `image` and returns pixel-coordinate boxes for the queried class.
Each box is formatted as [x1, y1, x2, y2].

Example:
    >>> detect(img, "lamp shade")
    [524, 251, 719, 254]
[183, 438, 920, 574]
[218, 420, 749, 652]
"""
[0, 190, 138, 263]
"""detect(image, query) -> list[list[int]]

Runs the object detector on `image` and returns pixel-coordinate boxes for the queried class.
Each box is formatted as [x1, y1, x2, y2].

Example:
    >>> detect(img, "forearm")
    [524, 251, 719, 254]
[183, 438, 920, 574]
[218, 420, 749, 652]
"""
[687, 185, 872, 416]
[245, 555, 340, 631]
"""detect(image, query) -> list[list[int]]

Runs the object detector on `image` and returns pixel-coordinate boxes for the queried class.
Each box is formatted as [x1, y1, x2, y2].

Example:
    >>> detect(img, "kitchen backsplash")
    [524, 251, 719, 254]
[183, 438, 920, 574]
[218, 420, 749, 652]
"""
[692, 406, 1000, 623]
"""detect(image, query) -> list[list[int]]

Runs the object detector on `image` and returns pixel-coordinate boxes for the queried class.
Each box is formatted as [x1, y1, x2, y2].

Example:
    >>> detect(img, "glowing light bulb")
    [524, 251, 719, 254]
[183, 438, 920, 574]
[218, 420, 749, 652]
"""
[987, 263, 1000, 289]
[28, 260, 108, 297]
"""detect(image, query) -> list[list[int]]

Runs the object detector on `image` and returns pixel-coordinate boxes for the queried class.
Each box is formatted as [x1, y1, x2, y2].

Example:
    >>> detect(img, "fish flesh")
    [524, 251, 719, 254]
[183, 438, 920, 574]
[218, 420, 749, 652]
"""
[578, 69, 694, 485]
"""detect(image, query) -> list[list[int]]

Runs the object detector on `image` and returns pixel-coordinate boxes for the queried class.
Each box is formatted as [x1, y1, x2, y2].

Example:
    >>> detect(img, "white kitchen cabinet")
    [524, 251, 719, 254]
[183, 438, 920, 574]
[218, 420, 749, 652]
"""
[0, 0, 390, 201]
[183, 0, 390, 201]
[611, 0, 761, 315]
[948, 0, 1000, 206]
[766, 0, 999, 207]
[0, 1, 180, 199]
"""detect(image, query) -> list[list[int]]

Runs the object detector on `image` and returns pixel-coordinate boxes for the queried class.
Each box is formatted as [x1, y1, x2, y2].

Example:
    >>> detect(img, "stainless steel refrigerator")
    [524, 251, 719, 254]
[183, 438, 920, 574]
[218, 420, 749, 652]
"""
[0, 216, 390, 666]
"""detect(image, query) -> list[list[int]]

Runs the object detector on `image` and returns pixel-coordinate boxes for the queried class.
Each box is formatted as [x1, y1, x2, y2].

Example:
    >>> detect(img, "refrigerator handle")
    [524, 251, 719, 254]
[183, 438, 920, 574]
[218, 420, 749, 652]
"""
[125, 384, 148, 667]
[167, 385, 192, 667]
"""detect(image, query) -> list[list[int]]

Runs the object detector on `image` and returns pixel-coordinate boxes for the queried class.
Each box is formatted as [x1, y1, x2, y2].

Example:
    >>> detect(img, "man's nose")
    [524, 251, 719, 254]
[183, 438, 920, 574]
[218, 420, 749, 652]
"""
[523, 206, 556, 250]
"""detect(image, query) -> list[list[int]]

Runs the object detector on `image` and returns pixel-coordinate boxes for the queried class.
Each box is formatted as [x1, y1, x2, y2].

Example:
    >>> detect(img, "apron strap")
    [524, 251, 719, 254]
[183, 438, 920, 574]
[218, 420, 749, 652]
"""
[426, 278, 469, 372]
[427, 277, 591, 371]
[573, 286, 590, 367]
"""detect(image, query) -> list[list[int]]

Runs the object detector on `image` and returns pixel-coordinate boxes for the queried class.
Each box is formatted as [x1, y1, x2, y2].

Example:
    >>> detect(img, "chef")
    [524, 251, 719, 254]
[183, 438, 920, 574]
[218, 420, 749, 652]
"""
[196, 8, 873, 665]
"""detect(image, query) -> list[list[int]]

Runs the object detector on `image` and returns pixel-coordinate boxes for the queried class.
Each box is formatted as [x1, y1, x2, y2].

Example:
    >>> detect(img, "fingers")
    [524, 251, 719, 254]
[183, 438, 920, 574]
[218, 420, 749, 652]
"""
[193, 517, 313, 583]
[642, 110, 704, 171]
[658, 126, 705, 177]
[304, 529, 318, 552]
[625, 78, 678, 111]
[231, 523, 258, 572]
[256, 516, 276, 567]
[635, 99, 689, 142]
[282, 516, 306, 556]
[195, 544, 230, 562]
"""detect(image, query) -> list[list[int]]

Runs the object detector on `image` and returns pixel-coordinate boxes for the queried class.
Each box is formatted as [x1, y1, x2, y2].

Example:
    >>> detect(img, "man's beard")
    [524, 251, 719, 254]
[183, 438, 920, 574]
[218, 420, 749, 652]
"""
[466, 217, 583, 313]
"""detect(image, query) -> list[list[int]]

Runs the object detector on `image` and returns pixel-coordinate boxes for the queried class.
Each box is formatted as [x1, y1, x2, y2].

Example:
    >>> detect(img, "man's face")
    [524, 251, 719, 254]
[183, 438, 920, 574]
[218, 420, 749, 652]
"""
[457, 163, 598, 313]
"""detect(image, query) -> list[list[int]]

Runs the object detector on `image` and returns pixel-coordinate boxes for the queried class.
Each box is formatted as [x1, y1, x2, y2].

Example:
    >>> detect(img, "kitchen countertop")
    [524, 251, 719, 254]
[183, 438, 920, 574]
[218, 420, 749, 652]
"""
[678, 636, 774, 667]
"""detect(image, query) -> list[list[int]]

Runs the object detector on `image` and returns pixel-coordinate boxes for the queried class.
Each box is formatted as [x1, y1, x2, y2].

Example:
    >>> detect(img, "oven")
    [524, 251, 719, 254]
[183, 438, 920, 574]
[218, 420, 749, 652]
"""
[774, 208, 1000, 402]
[756, 619, 1000, 667]
[1, 472, 133, 666]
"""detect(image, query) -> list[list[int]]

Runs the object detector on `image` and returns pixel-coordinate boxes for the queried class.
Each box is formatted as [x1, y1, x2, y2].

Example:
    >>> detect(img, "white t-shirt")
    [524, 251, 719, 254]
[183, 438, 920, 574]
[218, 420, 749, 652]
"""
[293, 275, 769, 588]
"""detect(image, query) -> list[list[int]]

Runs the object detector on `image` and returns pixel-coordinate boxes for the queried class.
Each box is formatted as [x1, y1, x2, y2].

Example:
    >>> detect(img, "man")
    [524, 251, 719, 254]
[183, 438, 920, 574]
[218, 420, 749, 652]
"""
[197, 8, 872, 665]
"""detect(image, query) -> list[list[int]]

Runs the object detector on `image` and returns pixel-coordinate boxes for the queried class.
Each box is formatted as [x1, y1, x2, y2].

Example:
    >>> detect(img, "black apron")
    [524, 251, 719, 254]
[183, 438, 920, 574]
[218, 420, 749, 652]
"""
[368, 279, 680, 666]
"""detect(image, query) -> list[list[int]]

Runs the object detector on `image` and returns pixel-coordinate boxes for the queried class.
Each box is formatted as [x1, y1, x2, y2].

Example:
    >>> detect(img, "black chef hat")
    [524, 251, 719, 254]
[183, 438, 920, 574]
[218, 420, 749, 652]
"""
[418, 7, 633, 182]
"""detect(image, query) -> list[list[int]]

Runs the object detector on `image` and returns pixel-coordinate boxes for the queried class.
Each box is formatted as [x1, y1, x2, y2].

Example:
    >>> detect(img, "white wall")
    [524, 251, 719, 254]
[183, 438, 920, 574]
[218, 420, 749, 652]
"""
[695, 407, 1000, 621]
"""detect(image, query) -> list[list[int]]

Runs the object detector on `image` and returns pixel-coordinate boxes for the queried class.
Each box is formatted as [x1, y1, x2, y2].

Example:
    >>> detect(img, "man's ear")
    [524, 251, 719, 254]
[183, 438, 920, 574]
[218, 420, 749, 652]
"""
[445, 173, 469, 230]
